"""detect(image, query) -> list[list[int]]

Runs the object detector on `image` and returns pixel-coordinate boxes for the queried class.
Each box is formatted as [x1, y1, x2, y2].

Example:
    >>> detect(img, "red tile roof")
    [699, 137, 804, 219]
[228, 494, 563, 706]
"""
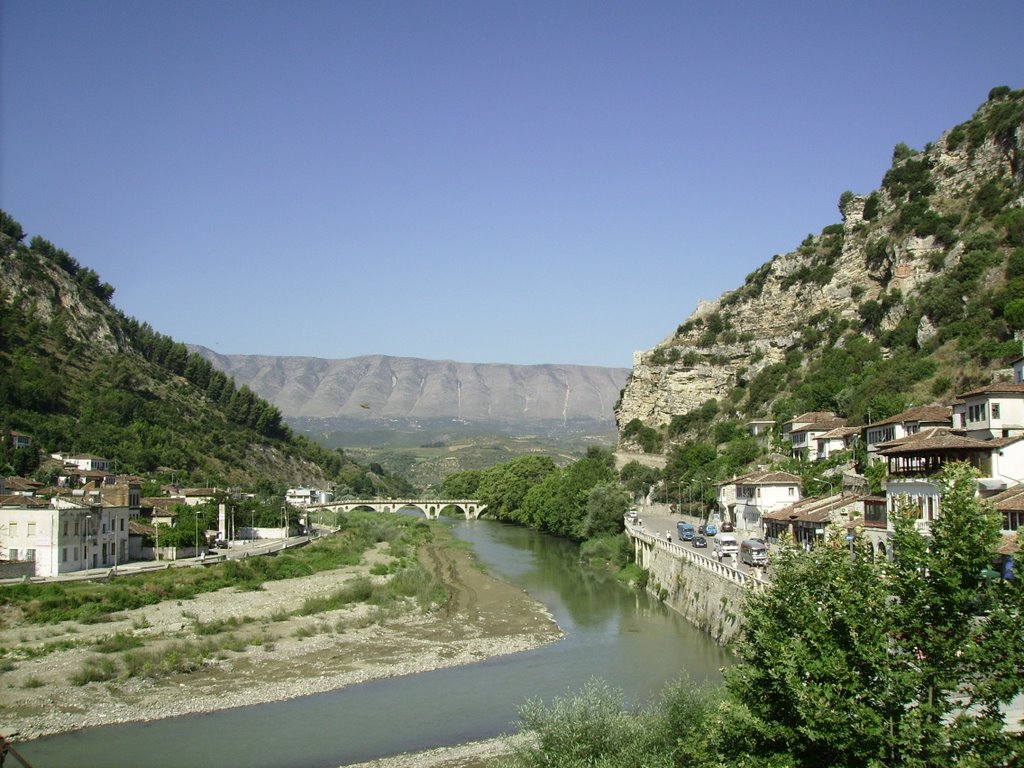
[867, 405, 951, 428]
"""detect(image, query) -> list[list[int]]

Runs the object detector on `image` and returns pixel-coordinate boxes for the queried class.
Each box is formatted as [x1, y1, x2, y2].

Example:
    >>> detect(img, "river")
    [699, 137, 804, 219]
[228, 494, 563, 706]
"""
[17, 519, 732, 768]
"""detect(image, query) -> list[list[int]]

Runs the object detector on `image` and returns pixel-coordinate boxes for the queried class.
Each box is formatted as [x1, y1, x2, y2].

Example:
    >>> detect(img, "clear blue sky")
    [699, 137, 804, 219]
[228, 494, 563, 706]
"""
[1, 1, 1021, 368]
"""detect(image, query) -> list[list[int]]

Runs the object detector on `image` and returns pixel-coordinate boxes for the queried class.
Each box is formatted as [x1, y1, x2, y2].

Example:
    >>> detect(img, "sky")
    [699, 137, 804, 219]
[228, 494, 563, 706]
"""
[1, 1, 1022, 368]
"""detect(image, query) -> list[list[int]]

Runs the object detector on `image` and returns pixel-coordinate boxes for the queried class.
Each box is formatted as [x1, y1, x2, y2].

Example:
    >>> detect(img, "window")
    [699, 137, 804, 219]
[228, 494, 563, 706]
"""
[63, 521, 69, 536]
[25, 549, 35, 561]
[7, 522, 16, 537]
[992, 403, 1001, 419]
[73, 546, 79, 560]
[62, 547, 68, 562]
[7, 549, 16, 561]
[788, 487, 795, 496]
[26, 521, 36, 536]
[120, 518, 125, 531]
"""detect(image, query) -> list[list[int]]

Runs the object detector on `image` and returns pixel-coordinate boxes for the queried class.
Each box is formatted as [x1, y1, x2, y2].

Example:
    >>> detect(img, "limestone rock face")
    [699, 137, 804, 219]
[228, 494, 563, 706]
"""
[615, 92, 1024, 440]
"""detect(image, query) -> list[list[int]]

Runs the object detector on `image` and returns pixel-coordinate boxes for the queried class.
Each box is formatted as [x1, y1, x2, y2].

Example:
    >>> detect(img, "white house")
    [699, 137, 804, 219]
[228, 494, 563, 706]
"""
[979, 483, 1024, 534]
[1, 493, 129, 576]
[717, 470, 801, 532]
[285, 487, 333, 506]
[782, 411, 847, 460]
[815, 425, 860, 462]
[950, 382, 1024, 440]
[63, 454, 110, 472]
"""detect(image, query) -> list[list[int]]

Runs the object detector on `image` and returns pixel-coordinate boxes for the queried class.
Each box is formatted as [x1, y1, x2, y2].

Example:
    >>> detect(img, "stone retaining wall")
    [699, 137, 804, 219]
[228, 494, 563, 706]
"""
[628, 525, 762, 645]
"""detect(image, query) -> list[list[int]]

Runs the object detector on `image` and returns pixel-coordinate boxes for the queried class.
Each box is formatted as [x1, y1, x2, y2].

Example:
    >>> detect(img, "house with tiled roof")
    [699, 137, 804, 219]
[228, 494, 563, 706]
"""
[178, 488, 218, 507]
[950, 381, 1024, 440]
[782, 411, 847, 460]
[983, 484, 1024, 534]
[6, 431, 33, 450]
[978, 484, 1022, 578]
[1, 491, 129, 576]
[877, 425, 1024, 537]
[815, 425, 860, 462]
[863, 405, 952, 464]
[142, 496, 181, 523]
[5, 476, 42, 496]
[716, 470, 801, 532]
[762, 492, 866, 549]
[63, 454, 110, 472]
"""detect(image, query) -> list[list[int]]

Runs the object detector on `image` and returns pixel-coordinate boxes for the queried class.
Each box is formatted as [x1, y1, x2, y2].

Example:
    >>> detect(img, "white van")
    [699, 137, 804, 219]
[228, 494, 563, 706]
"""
[714, 534, 739, 560]
[739, 538, 768, 567]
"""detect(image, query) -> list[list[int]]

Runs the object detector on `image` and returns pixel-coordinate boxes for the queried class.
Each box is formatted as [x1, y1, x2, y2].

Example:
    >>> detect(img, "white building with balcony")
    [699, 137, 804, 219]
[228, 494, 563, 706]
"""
[717, 470, 801, 532]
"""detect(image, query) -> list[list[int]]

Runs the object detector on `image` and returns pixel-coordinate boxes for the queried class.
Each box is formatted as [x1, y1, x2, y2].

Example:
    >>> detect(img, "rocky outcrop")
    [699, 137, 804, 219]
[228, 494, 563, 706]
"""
[616, 90, 1024, 437]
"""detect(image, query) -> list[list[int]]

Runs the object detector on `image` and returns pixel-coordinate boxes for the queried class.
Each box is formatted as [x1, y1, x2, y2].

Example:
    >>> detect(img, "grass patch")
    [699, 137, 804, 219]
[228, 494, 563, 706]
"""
[193, 615, 251, 635]
[0, 512, 436, 626]
[70, 656, 119, 686]
[94, 632, 144, 653]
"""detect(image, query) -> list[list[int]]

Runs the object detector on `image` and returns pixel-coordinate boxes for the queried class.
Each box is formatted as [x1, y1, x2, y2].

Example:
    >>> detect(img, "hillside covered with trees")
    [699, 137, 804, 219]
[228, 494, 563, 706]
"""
[0, 210, 413, 497]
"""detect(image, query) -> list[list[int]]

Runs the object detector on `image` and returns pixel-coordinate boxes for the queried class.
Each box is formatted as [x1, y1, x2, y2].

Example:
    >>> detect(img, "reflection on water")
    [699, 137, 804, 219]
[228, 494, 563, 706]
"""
[18, 518, 732, 768]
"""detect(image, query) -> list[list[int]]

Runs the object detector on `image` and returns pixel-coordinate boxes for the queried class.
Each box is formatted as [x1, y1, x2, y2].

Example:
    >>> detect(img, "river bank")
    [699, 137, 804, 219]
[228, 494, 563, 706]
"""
[0, 537, 563, 750]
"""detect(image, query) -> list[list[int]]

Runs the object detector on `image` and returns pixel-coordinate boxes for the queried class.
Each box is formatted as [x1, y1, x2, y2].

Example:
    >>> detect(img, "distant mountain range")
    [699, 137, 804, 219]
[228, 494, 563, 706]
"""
[189, 346, 631, 437]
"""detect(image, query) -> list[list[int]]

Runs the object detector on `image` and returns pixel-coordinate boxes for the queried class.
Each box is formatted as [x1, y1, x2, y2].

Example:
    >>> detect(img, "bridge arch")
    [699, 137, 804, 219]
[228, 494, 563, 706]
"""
[308, 499, 487, 521]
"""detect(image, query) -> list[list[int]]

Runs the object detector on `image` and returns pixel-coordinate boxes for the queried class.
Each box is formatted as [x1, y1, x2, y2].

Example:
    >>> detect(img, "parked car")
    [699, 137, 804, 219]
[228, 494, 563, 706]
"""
[691, 535, 707, 548]
[626, 509, 638, 524]
[677, 522, 695, 541]
[697, 523, 707, 535]
[704, 523, 718, 537]
[720, 521, 734, 532]
[215, 539, 229, 549]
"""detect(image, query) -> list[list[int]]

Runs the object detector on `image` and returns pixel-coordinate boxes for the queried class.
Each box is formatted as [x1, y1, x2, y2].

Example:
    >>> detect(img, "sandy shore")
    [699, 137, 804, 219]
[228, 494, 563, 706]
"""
[0, 538, 563, 763]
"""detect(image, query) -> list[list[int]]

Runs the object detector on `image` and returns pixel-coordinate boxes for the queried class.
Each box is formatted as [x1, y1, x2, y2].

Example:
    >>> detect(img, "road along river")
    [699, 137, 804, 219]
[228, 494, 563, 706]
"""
[17, 518, 732, 768]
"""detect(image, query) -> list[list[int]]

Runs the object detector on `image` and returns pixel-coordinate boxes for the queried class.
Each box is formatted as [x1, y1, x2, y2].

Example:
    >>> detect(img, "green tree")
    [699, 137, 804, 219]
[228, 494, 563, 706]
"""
[576, 482, 630, 540]
[723, 462, 1024, 767]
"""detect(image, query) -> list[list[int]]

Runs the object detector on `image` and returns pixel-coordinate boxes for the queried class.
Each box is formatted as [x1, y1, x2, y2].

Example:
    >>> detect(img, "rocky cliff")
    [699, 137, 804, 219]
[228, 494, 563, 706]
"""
[616, 88, 1024, 444]
[191, 346, 630, 429]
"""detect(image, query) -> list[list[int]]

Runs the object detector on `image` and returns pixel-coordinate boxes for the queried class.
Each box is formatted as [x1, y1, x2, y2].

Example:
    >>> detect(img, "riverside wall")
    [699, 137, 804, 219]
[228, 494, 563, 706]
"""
[628, 525, 762, 645]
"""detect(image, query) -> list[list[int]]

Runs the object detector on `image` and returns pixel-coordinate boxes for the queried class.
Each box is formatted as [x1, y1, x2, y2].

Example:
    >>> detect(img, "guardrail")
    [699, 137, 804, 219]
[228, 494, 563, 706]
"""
[626, 522, 768, 589]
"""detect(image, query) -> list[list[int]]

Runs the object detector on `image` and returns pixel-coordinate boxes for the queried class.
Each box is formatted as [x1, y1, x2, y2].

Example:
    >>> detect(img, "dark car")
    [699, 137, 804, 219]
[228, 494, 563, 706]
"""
[691, 535, 707, 548]
[697, 523, 707, 535]
[721, 521, 734, 532]
[215, 539, 229, 549]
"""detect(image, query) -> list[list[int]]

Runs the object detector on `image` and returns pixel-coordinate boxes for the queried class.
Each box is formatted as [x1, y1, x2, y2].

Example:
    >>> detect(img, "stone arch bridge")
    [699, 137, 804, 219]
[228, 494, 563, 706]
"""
[307, 499, 487, 520]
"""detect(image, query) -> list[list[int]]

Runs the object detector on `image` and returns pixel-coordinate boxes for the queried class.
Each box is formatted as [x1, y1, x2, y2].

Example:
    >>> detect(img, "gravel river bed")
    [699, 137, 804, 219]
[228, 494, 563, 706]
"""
[0, 539, 563, 767]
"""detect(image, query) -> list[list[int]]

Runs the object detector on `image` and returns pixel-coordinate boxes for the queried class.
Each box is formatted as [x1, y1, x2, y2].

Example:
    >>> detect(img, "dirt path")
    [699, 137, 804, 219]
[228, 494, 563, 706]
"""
[0, 538, 563, 744]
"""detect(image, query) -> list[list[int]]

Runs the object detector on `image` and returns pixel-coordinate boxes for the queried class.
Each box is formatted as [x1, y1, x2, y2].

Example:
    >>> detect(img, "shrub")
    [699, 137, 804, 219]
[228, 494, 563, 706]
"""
[93, 632, 144, 653]
[862, 192, 880, 221]
[70, 656, 119, 686]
